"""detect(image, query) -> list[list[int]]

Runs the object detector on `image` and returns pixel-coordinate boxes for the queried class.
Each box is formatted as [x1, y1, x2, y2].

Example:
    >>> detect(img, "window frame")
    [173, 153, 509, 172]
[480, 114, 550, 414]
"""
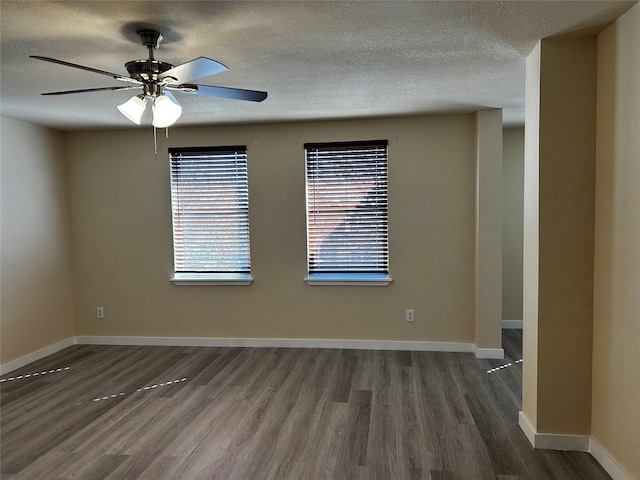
[304, 140, 392, 286]
[168, 145, 253, 286]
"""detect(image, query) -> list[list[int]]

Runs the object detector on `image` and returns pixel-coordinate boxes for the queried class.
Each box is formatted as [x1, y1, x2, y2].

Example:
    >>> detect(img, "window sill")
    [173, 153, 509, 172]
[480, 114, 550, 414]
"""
[171, 273, 253, 286]
[304, 274, 392, 286]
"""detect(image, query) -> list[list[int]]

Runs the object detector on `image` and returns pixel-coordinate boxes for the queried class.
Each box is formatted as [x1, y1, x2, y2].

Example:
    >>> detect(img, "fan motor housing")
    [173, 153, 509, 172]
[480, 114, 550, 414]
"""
[125, 59, 174, 82]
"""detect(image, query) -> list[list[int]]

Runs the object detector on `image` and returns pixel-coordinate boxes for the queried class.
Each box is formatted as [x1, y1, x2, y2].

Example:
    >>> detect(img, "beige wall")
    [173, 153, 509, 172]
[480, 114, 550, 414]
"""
[502, 128, 524, 322]
[592, 3, 640, 478]
[0, 118, 75, 364]
[66, 115, 477, 343]
[523, 37, 597, 435]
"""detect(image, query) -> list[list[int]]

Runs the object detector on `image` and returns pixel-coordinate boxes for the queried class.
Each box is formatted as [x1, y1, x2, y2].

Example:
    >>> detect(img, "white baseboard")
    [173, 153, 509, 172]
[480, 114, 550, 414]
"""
[74, 335, 476, 353]
[589, 437, 631, 480]
[0, 337, 76, 375]
[520, 412, 631, 478]
[518, 411, 590, 451]
[519, 411, 537, 447]
[535, 432, 590, 451]
[1, 336, 507, 371]
[502, 320, 523, 329]
[1, 335, 478, 375]
[474, 347, 505, 359]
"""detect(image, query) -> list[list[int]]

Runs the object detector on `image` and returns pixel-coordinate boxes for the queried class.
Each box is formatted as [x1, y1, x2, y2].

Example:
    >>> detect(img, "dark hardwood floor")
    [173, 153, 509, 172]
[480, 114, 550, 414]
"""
[1, 330, 611, 479]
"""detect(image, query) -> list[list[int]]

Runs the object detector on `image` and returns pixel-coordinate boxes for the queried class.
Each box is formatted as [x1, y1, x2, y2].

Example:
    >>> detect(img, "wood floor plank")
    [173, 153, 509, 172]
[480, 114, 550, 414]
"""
[266, 460, 307, 480]
[463, 390, 524, 477]
[62, 392, 159, 454]
[101, 394, 217, 480]
[367, 404, 399, 480]
[262, 382, 326, 471]
[451, 423, 499, 480]
[161, 385, 245, 458]
[352, 349, 376, 391]
[222, 356, 316, 480]
[341, 389, 372, 467]
[7, 450, 79, 480]
[395, 384, 430, 479]
[174, 362, 284, 477]
[60, 453, 130, 480]
[305, 401, 351, 479]
[119, 396, 212, 456]
[133, 455, 187, 480]
[328, 354, 357, 403]
[430, 471, 462, 480]
[373, 354, 393, 405]
[1, 396, 128, 474]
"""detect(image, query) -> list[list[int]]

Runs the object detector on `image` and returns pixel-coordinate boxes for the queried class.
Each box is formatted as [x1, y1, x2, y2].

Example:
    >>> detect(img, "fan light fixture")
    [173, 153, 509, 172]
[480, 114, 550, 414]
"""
[151, 92, 182, 128]
[117, 91, 182, 128]
[117, 95, 147, 124]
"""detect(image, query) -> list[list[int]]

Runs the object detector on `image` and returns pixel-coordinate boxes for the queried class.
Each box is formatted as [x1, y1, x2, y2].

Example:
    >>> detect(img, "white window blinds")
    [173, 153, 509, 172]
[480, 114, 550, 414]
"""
[169, 146, 250, 275]
[305, 140, 389, 277]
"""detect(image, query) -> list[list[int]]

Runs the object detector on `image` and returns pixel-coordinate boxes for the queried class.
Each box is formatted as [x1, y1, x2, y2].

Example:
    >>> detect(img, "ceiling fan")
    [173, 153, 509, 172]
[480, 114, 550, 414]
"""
[31, 30, 268, 128]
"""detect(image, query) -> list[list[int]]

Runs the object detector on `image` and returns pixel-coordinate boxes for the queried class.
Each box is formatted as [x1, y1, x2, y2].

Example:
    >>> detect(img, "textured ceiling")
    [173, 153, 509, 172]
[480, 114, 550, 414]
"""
[0, 1, 636, 130]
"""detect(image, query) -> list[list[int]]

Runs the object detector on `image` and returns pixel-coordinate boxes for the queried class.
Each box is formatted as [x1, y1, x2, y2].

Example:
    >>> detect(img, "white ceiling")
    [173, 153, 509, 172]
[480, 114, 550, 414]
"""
[0, 1, 635, 130]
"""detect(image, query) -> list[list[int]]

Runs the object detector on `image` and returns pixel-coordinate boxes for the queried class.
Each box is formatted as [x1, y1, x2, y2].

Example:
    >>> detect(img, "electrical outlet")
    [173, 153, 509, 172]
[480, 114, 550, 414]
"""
[96, 307, 105, 319]
[405, 309, 414, 322]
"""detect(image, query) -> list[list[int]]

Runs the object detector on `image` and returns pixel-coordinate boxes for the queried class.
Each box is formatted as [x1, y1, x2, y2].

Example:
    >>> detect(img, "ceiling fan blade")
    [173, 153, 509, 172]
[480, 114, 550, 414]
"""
[41, 86, 140, 96]
[159, 57, 228, 84]
[30, 56, 140, 84]
[176, 84, 268, 102]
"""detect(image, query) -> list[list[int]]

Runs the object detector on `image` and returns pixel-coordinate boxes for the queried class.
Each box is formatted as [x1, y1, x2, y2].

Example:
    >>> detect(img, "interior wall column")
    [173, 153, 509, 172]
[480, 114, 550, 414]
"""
[521, 36, 597, 447]
[474, 108, 504, 359]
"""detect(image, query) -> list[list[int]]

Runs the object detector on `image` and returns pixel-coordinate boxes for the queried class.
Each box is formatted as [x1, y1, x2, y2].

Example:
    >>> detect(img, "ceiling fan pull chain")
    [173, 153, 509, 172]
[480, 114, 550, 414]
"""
[153, 126, 158, 157]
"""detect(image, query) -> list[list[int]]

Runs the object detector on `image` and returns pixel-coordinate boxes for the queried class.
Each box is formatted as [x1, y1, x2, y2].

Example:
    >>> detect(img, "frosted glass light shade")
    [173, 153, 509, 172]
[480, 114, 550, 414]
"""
[152, 93, 182, 128]
[117, 95, 147, 124]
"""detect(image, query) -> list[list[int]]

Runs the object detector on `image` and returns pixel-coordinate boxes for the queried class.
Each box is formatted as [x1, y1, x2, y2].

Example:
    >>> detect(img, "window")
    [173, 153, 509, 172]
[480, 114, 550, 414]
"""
[169, 146, 252, 285]
[304, 140, 391, 286]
